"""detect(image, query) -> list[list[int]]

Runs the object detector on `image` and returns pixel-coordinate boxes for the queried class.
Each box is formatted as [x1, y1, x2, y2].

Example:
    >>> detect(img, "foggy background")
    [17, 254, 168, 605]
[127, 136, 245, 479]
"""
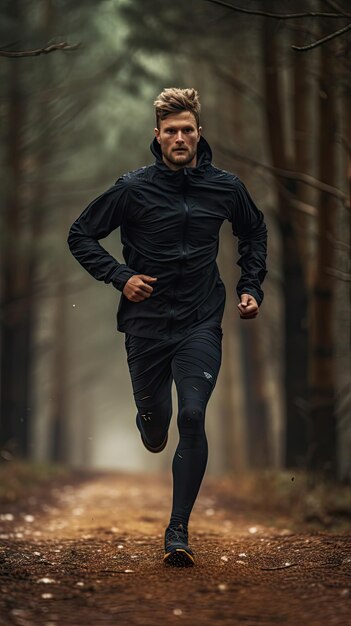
[1, 0, 350, 480]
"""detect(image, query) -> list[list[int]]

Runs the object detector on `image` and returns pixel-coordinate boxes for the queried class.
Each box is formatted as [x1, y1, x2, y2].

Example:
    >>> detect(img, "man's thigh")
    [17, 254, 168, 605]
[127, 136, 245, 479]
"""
[124, 334, 173, 408]
[171, 325, 223, 408]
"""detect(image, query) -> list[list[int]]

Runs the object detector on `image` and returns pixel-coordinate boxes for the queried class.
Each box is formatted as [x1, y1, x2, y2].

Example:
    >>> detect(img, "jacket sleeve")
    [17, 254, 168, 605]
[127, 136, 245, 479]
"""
[67, 177, 138, 292]
[230, 179, 268, 306]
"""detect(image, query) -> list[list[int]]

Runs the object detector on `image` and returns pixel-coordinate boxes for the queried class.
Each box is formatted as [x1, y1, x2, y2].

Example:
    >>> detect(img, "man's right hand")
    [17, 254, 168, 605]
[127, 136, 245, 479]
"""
[123, 274, 157, 302]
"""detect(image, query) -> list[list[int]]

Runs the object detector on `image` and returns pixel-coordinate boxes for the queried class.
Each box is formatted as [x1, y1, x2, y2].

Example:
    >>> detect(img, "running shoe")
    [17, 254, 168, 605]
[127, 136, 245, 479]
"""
[164, 523, 195, 567]
[136, 413, 168, 453]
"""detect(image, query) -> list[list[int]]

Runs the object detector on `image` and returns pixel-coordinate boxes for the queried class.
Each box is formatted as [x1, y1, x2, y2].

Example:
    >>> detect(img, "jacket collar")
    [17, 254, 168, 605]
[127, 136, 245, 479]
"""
[150, 135, 212, 176]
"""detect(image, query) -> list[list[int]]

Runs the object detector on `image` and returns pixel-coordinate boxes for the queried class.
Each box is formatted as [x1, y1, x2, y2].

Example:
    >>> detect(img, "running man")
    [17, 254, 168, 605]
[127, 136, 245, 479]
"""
[68, 88, 267, 567]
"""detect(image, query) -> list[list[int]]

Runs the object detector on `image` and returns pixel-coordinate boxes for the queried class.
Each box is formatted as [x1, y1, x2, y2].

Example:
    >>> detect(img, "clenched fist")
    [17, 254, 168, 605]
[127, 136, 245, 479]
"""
[237, 293, 259, 319]
[123, 274, 157, 302]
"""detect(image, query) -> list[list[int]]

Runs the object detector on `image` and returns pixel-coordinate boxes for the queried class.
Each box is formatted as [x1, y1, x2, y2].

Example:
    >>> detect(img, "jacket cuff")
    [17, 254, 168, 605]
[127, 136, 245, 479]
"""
[237, 288, 264, 307]
[111, 265, 138, 292]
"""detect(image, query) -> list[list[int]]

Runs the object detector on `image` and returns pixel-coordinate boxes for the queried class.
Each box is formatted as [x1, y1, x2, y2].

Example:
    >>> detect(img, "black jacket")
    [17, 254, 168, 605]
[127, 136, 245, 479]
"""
[67, 136, 267, 339]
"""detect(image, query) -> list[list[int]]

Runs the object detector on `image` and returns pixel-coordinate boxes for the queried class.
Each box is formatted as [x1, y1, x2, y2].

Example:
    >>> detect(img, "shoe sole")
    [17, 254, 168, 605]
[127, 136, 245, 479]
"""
[164, 549, 195, 567]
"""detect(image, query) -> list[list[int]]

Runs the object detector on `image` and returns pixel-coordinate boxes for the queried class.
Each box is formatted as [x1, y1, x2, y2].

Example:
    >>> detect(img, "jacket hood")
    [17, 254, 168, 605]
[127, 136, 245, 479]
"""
[150, 135, 213, 172]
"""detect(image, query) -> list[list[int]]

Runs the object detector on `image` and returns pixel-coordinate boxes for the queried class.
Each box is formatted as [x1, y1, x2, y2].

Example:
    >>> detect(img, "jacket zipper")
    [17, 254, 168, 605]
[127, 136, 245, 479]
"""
[182, 169, 189, 262]
[169, 169, 189, 334]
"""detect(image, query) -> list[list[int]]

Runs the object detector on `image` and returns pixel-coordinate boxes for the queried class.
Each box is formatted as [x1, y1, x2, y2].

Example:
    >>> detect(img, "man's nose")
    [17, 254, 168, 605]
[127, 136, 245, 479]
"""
[175, 131, 184, 143]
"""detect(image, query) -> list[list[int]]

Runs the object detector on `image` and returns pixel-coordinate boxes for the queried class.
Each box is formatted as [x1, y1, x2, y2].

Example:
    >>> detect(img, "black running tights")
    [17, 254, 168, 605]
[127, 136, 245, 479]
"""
[124, 324, 222, 529]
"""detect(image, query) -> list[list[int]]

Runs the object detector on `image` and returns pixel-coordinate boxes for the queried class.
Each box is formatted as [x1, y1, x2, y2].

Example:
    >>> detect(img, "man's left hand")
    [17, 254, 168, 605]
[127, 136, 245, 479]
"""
[237, 293, 259, 319]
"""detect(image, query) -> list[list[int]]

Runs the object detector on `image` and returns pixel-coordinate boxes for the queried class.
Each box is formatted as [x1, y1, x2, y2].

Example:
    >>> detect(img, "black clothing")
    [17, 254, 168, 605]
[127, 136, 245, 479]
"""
[67, 136, 267, 340]
[68, 136, 267, 540]
[125, 323, 222, 529]
[164, 525, 194, 566]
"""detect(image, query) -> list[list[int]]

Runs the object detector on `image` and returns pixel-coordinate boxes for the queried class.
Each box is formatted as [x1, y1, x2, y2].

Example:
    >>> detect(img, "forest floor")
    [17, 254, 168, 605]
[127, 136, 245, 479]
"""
[0, 464, 350, 626]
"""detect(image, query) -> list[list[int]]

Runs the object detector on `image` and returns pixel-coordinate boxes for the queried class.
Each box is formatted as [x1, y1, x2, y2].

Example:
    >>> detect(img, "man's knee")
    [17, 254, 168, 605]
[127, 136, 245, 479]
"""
[177, 402, 205, 436]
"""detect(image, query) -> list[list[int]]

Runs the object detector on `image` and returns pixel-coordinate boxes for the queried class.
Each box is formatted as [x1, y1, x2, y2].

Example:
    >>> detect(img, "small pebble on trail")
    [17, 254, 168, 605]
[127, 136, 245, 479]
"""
[37, 578, 55, 584]
[173, 609, 182, 616]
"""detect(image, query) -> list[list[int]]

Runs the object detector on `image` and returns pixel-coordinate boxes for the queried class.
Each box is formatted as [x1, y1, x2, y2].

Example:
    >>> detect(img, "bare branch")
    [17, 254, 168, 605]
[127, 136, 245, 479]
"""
[282, 196, 318, 217]
[205, 1, 351, 50]
[323, 0, 351, 19]
[216, 144, 349, 205]
[259, 563, 297, 570]
[205, 0, 347, 20]
[0, 41, 80, 58]
[292, 22, 351, 51]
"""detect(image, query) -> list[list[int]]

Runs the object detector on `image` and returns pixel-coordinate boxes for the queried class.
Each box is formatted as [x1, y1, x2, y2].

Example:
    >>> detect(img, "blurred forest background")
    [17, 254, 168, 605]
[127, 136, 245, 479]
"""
[0, 0, 350, 481]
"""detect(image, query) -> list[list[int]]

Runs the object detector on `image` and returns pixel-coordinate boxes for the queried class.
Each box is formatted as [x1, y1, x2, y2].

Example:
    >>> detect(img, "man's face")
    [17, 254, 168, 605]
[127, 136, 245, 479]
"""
[155, 111, 201, 170]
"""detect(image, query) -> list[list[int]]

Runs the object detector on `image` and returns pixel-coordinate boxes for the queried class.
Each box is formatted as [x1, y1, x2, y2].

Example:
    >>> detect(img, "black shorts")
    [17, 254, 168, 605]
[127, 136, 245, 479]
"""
[124, 324, 223, 418]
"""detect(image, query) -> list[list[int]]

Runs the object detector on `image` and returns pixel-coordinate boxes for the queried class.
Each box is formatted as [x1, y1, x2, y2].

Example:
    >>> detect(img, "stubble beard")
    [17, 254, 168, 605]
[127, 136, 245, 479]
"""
[164, 147, 197, 169]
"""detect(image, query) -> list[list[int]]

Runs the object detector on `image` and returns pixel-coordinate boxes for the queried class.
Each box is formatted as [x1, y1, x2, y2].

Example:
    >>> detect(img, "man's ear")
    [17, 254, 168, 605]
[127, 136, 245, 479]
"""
[154, 127, 161, 143]
[197, 126, 202, 142]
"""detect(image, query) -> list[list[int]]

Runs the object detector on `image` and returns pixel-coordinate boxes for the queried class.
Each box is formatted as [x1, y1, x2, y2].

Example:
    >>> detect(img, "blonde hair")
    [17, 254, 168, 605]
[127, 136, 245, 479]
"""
[154, 87, 201, 128]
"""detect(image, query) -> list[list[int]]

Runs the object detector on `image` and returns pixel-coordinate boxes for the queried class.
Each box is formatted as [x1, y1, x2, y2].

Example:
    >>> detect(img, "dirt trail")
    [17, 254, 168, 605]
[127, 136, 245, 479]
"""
[0, 470, 350, 626]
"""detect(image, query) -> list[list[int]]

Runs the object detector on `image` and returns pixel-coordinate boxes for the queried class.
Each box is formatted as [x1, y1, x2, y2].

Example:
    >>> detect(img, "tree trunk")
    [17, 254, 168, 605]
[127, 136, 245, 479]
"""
[220, 224, 248, 472]
[0, 0, 29, 459]
[293, 49, 314, 288]
[50, 261, 69, 464]
[261, 21, 309, 469]
[239, 322, 270, 468]
[307, 42, 338, 477]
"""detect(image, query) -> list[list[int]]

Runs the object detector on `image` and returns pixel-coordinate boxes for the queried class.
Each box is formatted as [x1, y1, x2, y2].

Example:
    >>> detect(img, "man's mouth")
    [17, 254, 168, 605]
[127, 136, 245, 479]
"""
[174, 148, 187, 153]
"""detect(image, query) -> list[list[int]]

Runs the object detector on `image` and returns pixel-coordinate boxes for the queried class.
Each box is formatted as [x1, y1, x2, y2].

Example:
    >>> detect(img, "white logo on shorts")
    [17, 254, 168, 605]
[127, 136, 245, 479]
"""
[203, 371, 213, 380]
